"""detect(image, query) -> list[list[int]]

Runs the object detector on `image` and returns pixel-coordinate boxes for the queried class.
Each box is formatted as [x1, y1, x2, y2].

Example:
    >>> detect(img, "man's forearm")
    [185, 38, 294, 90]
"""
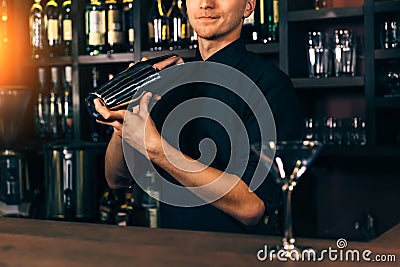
[147, 139, 265, 226]
[105, 132, 132, 188]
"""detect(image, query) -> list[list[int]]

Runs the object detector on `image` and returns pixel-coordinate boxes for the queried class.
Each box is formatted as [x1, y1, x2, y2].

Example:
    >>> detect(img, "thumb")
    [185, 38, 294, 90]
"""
[139, 91, 152, 116]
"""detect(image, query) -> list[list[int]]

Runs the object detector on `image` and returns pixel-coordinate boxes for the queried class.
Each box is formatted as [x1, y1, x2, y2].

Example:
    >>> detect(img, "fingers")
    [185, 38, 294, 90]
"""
[139, 92, 152, 115]
[94, 98, 126, 121]
[152, 55, 184, 70]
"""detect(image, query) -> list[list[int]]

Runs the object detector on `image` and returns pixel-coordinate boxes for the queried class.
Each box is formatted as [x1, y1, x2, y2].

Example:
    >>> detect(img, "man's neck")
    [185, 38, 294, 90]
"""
[198, 36, 241, 61]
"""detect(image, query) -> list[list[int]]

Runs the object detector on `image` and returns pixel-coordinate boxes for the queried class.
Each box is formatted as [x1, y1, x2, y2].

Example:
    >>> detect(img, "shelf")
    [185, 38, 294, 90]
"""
[375, 49, 400, 59]
[320, 145, 400, 157]
[246, 43, 279, 54]
[374, 97, 400, 108]
[374, 0, 400, 13]
[292, 76, 365, 88]
[78, 53, 135, 65]
[28, 56, 73, 67]
[287, 6, 364, 22]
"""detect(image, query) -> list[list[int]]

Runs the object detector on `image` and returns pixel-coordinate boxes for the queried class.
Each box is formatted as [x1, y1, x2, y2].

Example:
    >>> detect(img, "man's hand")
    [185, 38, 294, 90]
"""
[123, 92, 162, 159]
[93, 98, 125, 137]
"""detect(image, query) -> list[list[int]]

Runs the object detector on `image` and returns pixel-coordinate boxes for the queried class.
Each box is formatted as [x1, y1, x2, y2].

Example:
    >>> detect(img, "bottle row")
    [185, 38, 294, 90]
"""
[29, 0, 280, 59]
[33, 66, 74, 140]
[30, 0, 72, 58]
[242, 0, 279, 44]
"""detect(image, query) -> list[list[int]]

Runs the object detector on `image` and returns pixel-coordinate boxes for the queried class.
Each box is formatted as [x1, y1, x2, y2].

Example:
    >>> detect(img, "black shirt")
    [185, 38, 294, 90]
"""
[151, 38, 304, 234]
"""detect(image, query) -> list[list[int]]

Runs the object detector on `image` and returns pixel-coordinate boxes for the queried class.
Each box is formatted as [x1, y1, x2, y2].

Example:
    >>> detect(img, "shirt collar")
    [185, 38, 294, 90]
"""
[194, 38, 248, 68]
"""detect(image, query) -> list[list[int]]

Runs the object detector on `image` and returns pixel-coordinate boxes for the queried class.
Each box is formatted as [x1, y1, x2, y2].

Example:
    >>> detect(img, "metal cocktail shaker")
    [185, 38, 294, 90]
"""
[85, 54, 179, 121]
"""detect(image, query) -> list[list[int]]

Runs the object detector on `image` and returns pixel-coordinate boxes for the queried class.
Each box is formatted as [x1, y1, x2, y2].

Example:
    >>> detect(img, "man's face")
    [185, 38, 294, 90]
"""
[186, 0, 252, 40]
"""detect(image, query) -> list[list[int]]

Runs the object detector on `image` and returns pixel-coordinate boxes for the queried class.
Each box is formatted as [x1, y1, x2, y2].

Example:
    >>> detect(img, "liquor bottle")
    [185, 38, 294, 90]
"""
[34, 67, 49, 138]
[63, 65, 73, 139]
[115, 188, 136, 226]
[99, 188, 119, 224]
[147, 0, 169, 51]
[242, 5, 258, 43]
[86, 0, 106, 56]
[167, 0, 189, 49]
[61, 0, 72, 56]
[141, 170, 160, 228]
[261, 0, 279, 43]
[105, 0, 124, 53]
[48, 67, 62, 139]
[122, 0, 134, 53]
[29, 0, 44, 59]
[44, 0, 60, 57]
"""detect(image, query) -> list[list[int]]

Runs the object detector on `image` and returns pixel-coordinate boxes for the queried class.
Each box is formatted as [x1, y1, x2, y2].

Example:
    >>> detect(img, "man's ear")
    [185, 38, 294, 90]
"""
[243, 0, 256, 19]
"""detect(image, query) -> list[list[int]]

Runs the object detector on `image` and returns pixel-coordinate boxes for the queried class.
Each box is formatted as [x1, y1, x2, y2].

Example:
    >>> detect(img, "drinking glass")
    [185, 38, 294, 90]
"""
[307, 31, 330, 78]
[381, 20, 399, 49]
[333, 29, 357, 77]
[252, 140, 324, 257]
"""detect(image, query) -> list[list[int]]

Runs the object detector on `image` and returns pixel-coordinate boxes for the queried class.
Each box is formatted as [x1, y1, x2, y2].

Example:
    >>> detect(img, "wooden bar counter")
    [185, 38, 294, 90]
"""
[0, 217, 398, 266]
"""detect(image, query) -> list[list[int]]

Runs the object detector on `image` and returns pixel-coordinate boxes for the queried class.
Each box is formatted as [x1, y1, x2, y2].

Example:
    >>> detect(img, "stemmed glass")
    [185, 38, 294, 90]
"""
[252, 140, 323, 257]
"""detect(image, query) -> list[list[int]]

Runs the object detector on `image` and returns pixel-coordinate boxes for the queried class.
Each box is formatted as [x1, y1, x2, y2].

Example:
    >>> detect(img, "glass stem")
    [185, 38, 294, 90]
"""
[282, 182, 295, 249]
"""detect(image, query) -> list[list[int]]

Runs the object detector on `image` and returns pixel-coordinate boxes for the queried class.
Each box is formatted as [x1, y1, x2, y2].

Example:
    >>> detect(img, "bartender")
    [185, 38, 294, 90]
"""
[94, 0, 303, 234]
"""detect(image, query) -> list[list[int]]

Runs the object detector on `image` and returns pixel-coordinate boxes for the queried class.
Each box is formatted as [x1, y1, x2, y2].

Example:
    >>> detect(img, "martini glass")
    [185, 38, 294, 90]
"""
[252, 140, 323, 257]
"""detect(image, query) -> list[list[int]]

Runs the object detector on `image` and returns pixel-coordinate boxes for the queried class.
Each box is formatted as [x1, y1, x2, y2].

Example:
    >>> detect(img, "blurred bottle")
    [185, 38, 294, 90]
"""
[44, 0, 60, 57]
[1, 0, 8, 43]
[188, 23, 198, 49]
[147, 0, 169, 51]
[48, 67, 62, 139]
[63, 65, 74, 139]
[105, 0, 124, 53]
[167, 0, 189, 49]
[29, 0, 44, 59]
[86, 0, 106, 56]
[141, 170, 160, 228]
[115, 188, 136, 226]
[34, 67, 49, 139]
[242, 3, 258, 43]
[99, 188, 119, 224]
[261, 0, 279, 43]
[90, 66, 101, 141]
[122, 0, 134, 53]
[61, 0, 72, 56]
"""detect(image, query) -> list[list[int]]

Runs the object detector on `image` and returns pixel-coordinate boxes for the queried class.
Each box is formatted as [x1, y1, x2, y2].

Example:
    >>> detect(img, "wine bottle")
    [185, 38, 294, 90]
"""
[61, 0, 72, 56]
[105, 0, 124, 53]
[122, 0, 134, 53]
[147, 0, 169, 51]
[48, 67, 62, 139]
[167, 0, 189, 50]
[34, 67, 49, 138]
[86, 0, 106, 56]
[44, 0, 61, 57]
[29, 0, 44, 59]
[63, 65, 73, 139]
